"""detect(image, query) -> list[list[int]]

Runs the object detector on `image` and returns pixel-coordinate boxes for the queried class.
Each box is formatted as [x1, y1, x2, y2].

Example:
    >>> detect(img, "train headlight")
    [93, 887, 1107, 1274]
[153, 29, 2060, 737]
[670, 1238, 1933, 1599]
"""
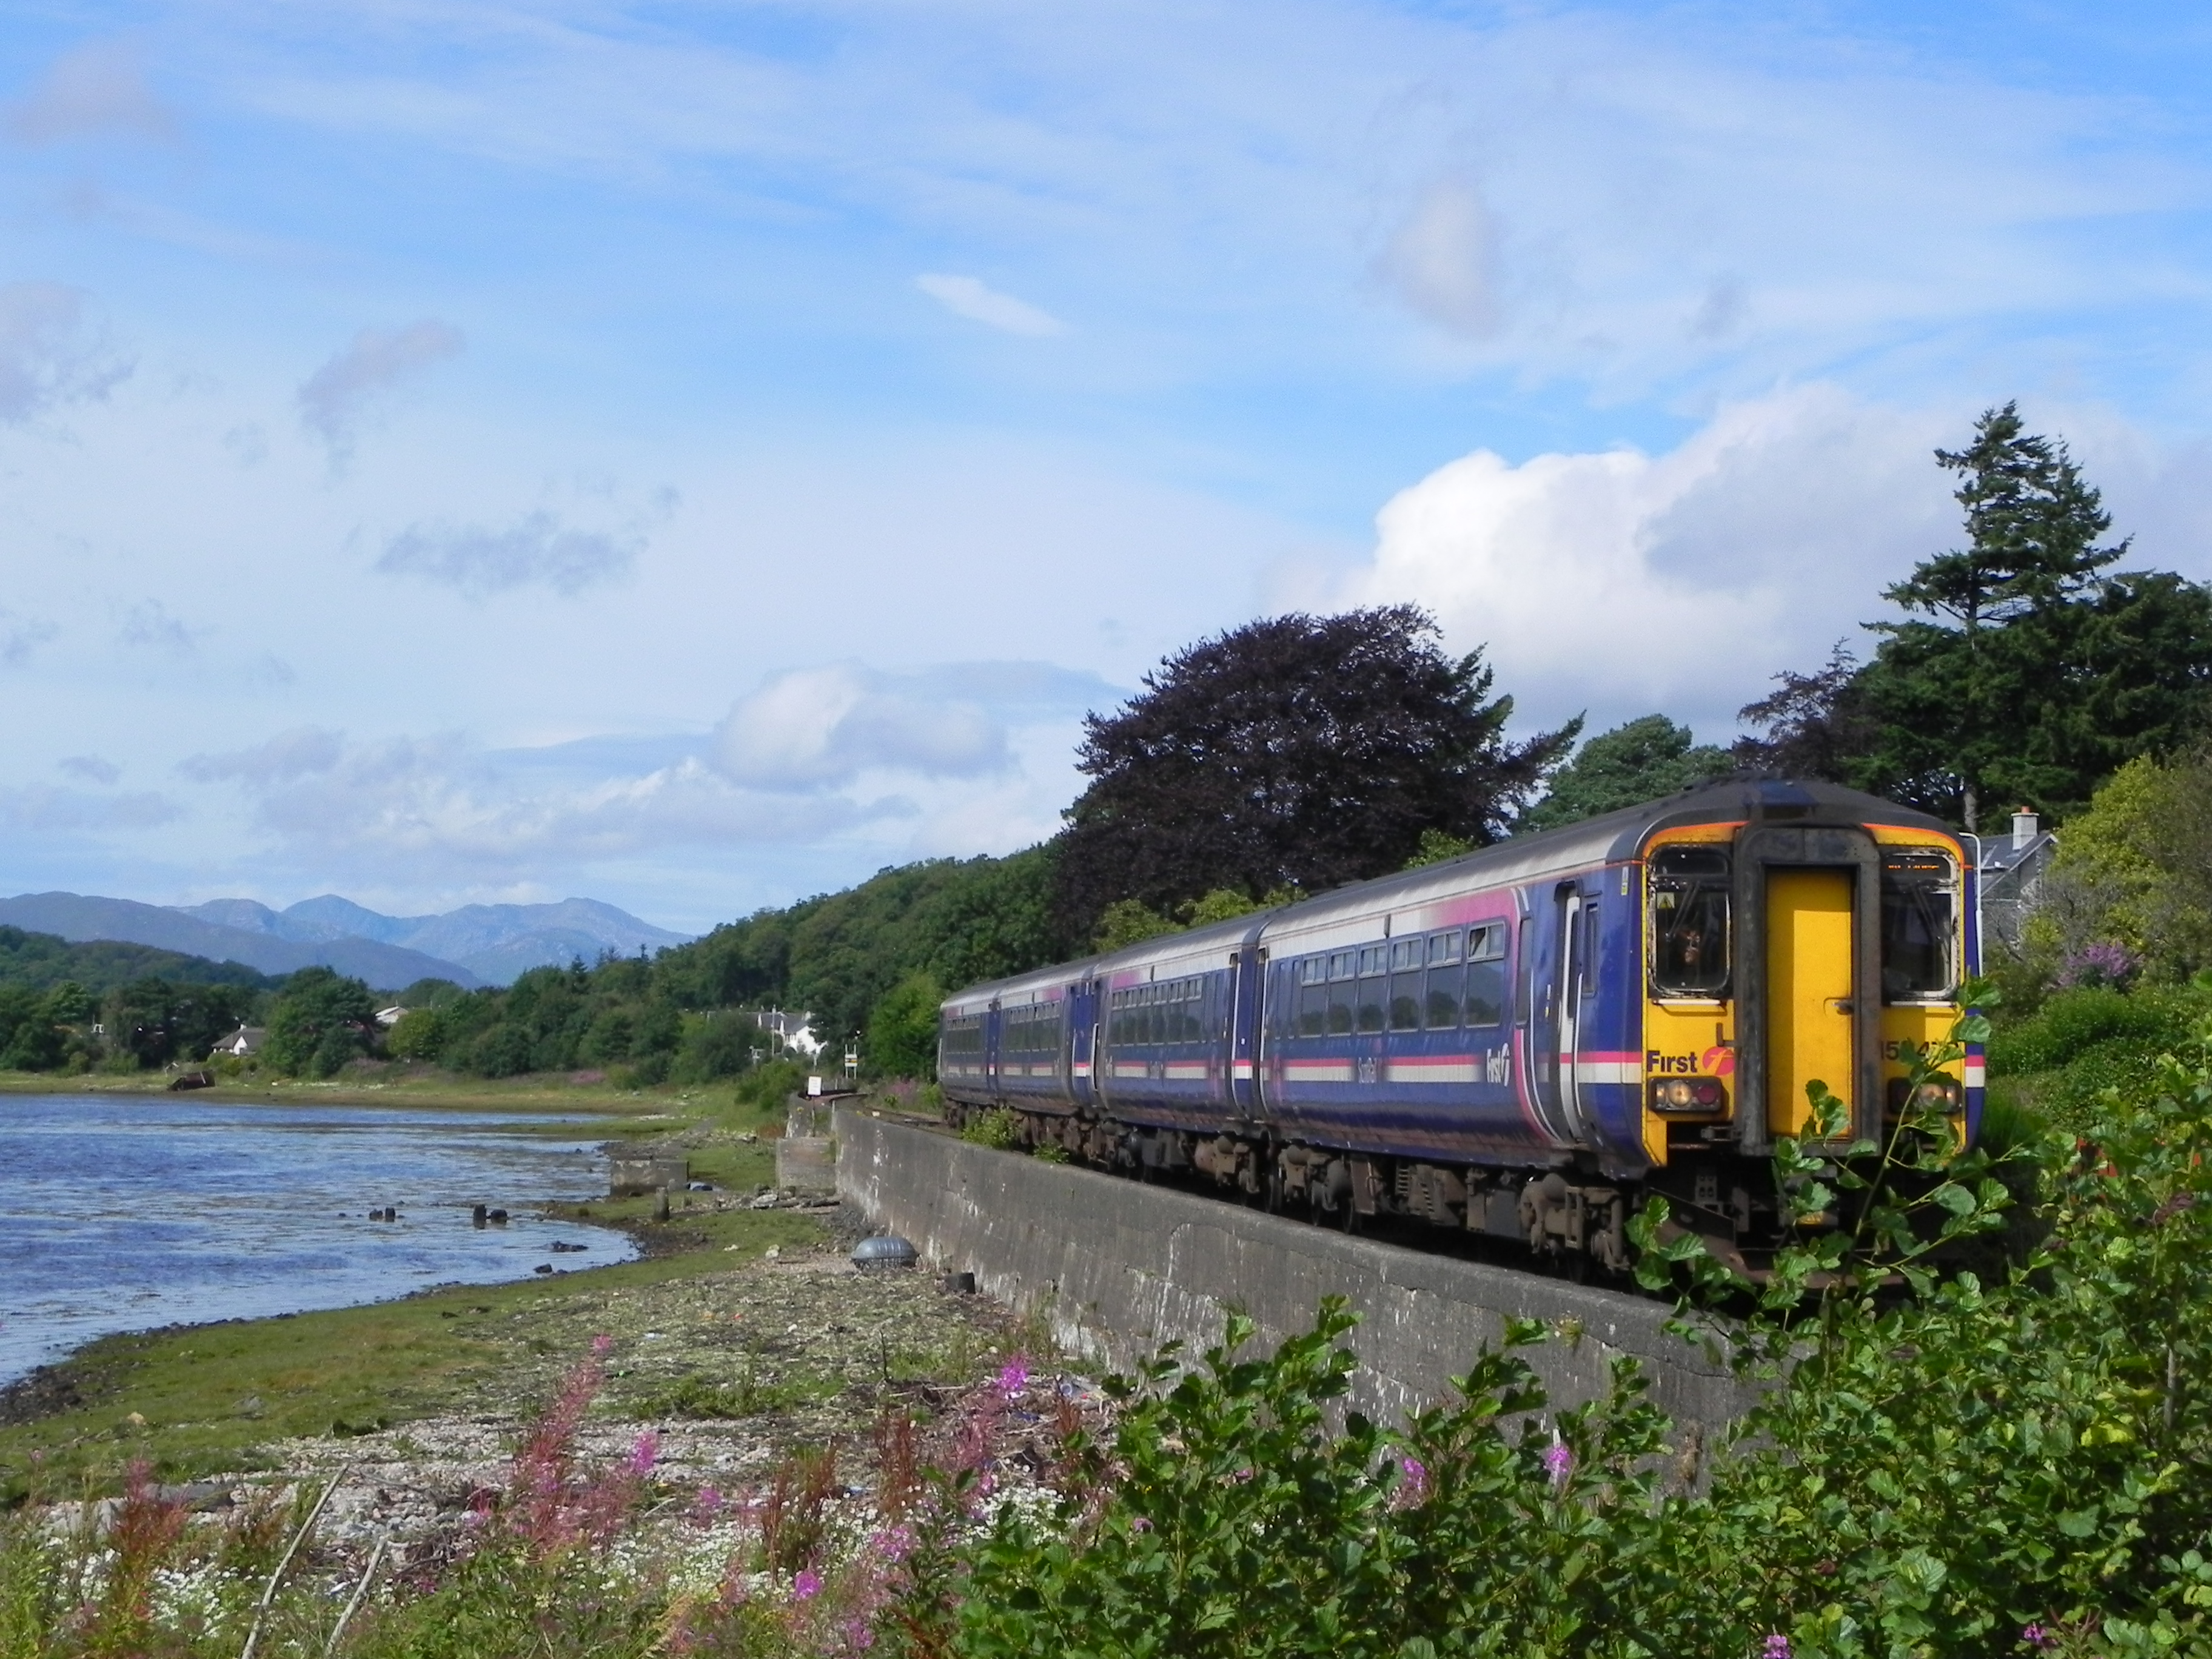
[1886, 1075, 1964, 1113]
[1650, 1078, 1728, 1113]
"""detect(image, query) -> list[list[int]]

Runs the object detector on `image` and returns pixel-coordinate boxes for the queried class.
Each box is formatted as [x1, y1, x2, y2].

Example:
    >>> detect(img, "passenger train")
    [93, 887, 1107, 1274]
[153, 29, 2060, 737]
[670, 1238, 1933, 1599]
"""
[936, 779, 1979, 1271]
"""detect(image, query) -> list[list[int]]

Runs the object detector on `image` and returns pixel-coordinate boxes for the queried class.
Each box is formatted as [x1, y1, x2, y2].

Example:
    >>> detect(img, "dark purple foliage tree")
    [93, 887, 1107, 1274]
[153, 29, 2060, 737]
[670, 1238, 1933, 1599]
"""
[1055, 607, 1577, 934]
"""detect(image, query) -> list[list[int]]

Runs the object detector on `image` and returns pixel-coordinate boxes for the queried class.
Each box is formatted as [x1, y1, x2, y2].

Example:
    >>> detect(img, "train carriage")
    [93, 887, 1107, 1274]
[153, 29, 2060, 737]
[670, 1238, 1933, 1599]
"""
[938, 779, 1978, 1269]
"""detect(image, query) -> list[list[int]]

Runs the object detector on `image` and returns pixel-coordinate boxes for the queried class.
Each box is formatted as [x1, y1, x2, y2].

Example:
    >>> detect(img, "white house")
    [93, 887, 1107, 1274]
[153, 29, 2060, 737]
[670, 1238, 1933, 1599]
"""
[216, 1025, 267, 1057]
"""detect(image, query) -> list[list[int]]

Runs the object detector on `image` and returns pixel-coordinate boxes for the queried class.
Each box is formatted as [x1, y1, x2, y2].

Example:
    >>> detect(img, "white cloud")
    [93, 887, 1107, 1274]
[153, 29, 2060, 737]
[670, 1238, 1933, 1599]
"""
[58, 755, 121, 784]
[4, 39, 178, 146]
[711, 663, 1012, 791]
[1336, 385, 1960, 732]
[181, 726, 345, 785]
[0, 283, 129, 424]
[916, 273, 1067, 338]
[1375, 176, 1498, 338]
[297, 319, 464, 454]
[0, 609, 58, 666]
[116, 600, 204, 655]
[377, 511, 639, 597]
[189, 728, 907, 877]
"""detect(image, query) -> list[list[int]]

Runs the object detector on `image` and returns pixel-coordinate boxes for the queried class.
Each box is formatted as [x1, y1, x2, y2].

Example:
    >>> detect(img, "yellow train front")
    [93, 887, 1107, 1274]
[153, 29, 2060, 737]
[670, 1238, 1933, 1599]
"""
[1631, 782, 1977, 1266]
[939, 779, 1979, 1269]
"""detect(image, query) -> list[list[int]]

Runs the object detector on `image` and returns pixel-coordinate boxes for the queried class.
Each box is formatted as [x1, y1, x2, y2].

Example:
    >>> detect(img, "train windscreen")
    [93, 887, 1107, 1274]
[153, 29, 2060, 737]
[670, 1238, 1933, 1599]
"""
[1881, 850, 1957, 1002]
[1650, 846, 1731, 997]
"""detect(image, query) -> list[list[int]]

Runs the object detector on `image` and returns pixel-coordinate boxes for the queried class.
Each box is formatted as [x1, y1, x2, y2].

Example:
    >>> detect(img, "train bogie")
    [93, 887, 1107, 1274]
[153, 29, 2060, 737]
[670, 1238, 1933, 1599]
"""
[937, 779, 1977, 1270]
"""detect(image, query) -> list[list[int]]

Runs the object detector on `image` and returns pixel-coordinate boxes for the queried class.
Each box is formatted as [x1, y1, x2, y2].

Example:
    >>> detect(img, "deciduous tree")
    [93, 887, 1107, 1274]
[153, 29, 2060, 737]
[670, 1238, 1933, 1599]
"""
[1520, 715, 1732, 831]
[1057, 608, 1575, 932]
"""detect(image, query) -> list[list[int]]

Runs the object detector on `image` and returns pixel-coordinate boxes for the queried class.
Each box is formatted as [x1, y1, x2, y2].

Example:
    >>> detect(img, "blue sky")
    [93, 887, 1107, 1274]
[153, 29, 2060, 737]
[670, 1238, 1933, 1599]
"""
[4, 1, 2212, 933]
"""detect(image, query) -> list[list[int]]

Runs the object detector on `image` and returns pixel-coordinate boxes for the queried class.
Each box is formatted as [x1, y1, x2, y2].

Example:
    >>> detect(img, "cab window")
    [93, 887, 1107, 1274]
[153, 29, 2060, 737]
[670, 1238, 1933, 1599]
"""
[1650, 846, 1731, 997]
[1882, 850, 1957, 1002]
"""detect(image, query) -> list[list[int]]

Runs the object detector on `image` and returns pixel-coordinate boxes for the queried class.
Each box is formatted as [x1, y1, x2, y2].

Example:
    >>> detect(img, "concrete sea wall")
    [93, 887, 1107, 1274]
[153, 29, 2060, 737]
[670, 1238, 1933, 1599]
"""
[834, 1108, 1755, 1436]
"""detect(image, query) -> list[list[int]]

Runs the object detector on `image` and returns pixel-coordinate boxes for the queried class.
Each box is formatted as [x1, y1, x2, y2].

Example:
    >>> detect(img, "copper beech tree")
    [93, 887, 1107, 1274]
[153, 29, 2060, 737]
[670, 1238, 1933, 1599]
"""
[1054, 606, 1577, 938]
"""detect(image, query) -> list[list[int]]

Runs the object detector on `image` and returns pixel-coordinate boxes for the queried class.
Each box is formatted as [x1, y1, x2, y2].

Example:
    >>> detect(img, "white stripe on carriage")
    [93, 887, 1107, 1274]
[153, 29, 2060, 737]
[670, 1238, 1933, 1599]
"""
[1164, 1063, 1209, 1079]
[1386, 1062, 1478, 1083]
[1574, 1062, 1642, 1084]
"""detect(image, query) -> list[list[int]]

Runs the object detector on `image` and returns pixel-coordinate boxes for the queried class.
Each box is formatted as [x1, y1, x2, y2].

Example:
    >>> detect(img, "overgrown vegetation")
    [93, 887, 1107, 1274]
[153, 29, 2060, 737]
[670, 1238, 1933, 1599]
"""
[8, 1014, 2208, 1657]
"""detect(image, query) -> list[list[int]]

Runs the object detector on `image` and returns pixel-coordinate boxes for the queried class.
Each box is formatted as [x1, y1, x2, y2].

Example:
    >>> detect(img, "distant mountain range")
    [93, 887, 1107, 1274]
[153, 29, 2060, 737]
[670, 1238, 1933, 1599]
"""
[0, 893, 692, 990]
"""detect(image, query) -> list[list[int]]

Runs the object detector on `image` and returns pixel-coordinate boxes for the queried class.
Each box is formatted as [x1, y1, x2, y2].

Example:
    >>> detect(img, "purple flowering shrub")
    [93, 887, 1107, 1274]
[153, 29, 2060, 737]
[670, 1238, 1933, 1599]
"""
[2055, 940, 2139, 990]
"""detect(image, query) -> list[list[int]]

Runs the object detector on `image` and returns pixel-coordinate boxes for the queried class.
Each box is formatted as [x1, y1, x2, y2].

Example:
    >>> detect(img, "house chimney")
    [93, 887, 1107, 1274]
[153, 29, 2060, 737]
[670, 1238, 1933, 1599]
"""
[2012, 808, 2039, 851]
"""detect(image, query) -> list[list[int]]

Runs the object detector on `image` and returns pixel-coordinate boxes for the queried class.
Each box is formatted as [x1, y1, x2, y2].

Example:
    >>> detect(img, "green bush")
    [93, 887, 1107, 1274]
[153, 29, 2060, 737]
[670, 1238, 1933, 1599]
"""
[960, 1107, 1020, 1149]
[262, 967, 379, 1076]
[1986, 982, 2205, 1076]
[671, 1008, 757, 1084]
[919, 1019, 2212, 1659]
[734, 1056, 808, 1116]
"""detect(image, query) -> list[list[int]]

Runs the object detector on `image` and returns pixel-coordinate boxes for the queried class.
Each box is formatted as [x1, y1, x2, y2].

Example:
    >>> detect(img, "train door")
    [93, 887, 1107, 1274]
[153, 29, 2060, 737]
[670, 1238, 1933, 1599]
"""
[1067, 980, 1099, 1109]
[1734, 823, 1883, 1154]
[1229, 948, 1264, 1118]
[1526, 883, 1592, 1147]
[983, 1004, 1003, 1101]
[1765, 869, 1855, 1139]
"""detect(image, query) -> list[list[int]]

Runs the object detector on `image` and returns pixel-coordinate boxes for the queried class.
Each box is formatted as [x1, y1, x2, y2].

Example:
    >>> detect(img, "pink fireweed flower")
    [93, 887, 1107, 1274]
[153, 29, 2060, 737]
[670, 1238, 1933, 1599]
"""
[1763, 1635, 1792, 1659]
[1395, 1455, 1430, 1506]
[627, 1430, 659, 1476]
[874, 1524, 916, 1562]
[1129, 1516, 1152, 1533]
[793, 1569, 823, 1601]
[1543, 1439, 1573, 1487]
[591, 1333, 614, 1355]
[997, 1358, 1031, 1395]
[845, 1618, 877, 1651]
[2022, 1628, 2053, 1651]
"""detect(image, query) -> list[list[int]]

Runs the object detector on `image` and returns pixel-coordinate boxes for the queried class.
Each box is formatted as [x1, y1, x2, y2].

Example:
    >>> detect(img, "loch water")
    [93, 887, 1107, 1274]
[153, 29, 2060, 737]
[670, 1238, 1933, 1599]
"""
[0, 1094, 638, 1387]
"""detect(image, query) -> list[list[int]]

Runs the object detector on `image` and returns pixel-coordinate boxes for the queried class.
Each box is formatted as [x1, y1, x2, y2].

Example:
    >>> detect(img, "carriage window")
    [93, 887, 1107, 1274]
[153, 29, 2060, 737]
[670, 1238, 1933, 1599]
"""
[1357, 969, 1387, 1033]
[1465, 959, 1506, 1025]
[1462, 923, 1507, 1027]
[1299, 974, 1329, 1036]
[1882, 850, 1957, 1003]
[1329, 951, 1356, 982]
[1424, 960, 1463, 1028]
[1650, 846, 1732, 998]
[1359, 945, 1387, 976]
[1327, 977, 1356, 1034]
[1427, 931, 1461, 966]
[1389, 962, 1423, 1030]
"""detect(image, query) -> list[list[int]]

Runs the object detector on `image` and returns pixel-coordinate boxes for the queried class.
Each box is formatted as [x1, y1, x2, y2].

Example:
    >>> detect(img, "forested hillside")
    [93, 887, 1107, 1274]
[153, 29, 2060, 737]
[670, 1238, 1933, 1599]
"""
[0, 927, 273, 993]
[380, 847, 1061, 1084]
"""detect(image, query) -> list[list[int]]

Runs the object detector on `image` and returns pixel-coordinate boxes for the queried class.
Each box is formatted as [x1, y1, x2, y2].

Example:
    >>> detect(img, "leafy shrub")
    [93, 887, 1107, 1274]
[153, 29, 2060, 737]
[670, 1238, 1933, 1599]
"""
[734, 1057, 809, 1117]
[263, 967, 379, 1076]
[1986, 984, 2202, 1076]
[671, 1008, 757, 1084]
[923, 1014, 2212, 1659]
[960, 1108, 1020, 1149]
[866, 971, 943, 1081]
[385, 1007, 447, 1061]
